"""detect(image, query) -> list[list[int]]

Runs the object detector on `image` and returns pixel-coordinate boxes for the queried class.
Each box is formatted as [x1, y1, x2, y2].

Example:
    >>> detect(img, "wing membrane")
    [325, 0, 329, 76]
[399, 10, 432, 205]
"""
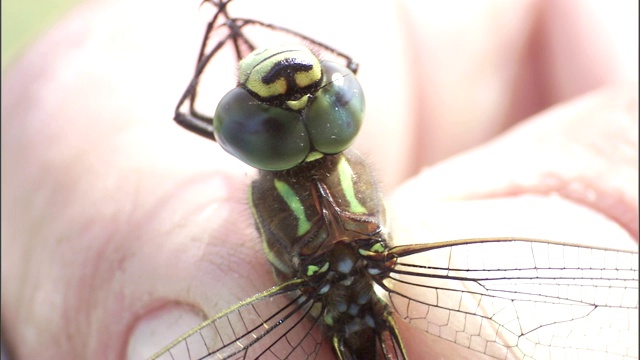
[148, 279, 326, 360]
[380, 238, 639, 359]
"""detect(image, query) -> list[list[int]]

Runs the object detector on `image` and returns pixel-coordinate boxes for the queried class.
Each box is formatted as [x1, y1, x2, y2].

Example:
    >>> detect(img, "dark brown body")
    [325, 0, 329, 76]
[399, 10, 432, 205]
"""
[250, 150, 404, 359]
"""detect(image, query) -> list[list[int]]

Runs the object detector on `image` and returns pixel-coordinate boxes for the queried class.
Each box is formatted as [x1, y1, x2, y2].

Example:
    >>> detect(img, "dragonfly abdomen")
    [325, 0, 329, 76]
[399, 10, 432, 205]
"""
[319, 241, 402, 359]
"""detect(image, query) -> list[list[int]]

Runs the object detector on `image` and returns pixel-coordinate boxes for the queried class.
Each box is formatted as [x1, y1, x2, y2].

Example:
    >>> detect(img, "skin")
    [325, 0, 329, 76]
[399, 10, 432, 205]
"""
[1, 0, 637, 359]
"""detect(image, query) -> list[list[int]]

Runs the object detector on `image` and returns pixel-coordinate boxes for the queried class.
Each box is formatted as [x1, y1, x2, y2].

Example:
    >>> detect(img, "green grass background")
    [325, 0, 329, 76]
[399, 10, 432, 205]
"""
[2, 0, 83, 71]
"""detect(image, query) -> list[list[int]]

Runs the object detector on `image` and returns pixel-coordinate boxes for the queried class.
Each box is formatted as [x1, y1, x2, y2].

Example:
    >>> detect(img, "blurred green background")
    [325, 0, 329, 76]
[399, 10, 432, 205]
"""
[1, 0, 83, 71]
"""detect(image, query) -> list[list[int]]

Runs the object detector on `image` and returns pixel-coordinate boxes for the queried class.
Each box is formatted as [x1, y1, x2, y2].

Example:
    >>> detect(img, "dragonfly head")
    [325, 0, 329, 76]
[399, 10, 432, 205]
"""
[213, 45, 365, 171]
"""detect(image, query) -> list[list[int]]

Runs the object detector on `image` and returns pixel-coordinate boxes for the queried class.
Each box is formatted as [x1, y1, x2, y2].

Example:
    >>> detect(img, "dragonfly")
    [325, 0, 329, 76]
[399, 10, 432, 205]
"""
[149, 1, 639, 359]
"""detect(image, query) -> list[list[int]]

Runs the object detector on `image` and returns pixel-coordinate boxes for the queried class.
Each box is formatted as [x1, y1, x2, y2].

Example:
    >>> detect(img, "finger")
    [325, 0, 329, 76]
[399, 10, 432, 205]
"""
[390, 83, 638, 246]
[388, 85, 638, 357]
[397, 0, 637, 168]
[1, 0, 257, 358]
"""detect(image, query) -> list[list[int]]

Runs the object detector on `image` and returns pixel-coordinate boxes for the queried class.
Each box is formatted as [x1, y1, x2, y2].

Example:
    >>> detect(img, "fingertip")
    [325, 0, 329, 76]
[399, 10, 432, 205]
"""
[127, 305, 206, 360]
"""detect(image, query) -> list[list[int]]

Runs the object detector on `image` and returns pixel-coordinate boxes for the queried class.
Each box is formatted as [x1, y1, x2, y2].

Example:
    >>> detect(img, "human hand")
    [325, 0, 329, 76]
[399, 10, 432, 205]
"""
[1, 0, 637, 359]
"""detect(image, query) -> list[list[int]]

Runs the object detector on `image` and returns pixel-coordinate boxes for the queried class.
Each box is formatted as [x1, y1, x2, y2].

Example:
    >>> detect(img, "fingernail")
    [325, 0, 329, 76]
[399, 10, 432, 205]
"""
[127, 305, 206, 360]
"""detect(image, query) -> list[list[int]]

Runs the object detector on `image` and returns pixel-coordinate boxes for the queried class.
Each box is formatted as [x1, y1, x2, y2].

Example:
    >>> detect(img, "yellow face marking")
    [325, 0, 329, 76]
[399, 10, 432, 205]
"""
[286, 95, 309, 110]
[294, 68, 321, 88]
[238, 45, 321, 99]
[246, 77, 286, 98]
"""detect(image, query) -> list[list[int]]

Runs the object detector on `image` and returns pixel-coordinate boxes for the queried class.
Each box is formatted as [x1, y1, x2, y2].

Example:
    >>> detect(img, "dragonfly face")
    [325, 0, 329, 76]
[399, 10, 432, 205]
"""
[213, 50, 364, 171]
[149, 1, 639, 359]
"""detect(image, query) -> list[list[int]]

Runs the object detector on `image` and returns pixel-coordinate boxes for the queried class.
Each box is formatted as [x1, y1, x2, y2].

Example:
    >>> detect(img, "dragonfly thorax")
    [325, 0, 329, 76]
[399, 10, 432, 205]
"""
[250, 151, 402, 359]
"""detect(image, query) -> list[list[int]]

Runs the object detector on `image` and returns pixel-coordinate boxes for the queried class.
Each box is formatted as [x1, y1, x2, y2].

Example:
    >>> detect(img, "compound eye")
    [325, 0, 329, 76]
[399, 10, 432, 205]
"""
[305, 62, 365, 154]
[213, 87, 310, 171]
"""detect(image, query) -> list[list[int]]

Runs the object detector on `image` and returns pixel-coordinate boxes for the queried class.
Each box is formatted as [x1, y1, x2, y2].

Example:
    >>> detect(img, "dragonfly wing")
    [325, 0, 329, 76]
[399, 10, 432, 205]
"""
[380, 238, 639, 359]
[148, 279, 327, 360]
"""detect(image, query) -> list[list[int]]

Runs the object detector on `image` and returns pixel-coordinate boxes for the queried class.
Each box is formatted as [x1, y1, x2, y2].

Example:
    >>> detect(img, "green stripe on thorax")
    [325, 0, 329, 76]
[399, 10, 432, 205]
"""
[337, 156, 367, 214]
[274, 178, 312, 236]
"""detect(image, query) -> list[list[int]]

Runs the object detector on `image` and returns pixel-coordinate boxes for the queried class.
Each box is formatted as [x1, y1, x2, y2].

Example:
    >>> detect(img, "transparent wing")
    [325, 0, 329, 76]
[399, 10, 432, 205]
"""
[147, 279, 327, 360]
[379, 238, 639, 360]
